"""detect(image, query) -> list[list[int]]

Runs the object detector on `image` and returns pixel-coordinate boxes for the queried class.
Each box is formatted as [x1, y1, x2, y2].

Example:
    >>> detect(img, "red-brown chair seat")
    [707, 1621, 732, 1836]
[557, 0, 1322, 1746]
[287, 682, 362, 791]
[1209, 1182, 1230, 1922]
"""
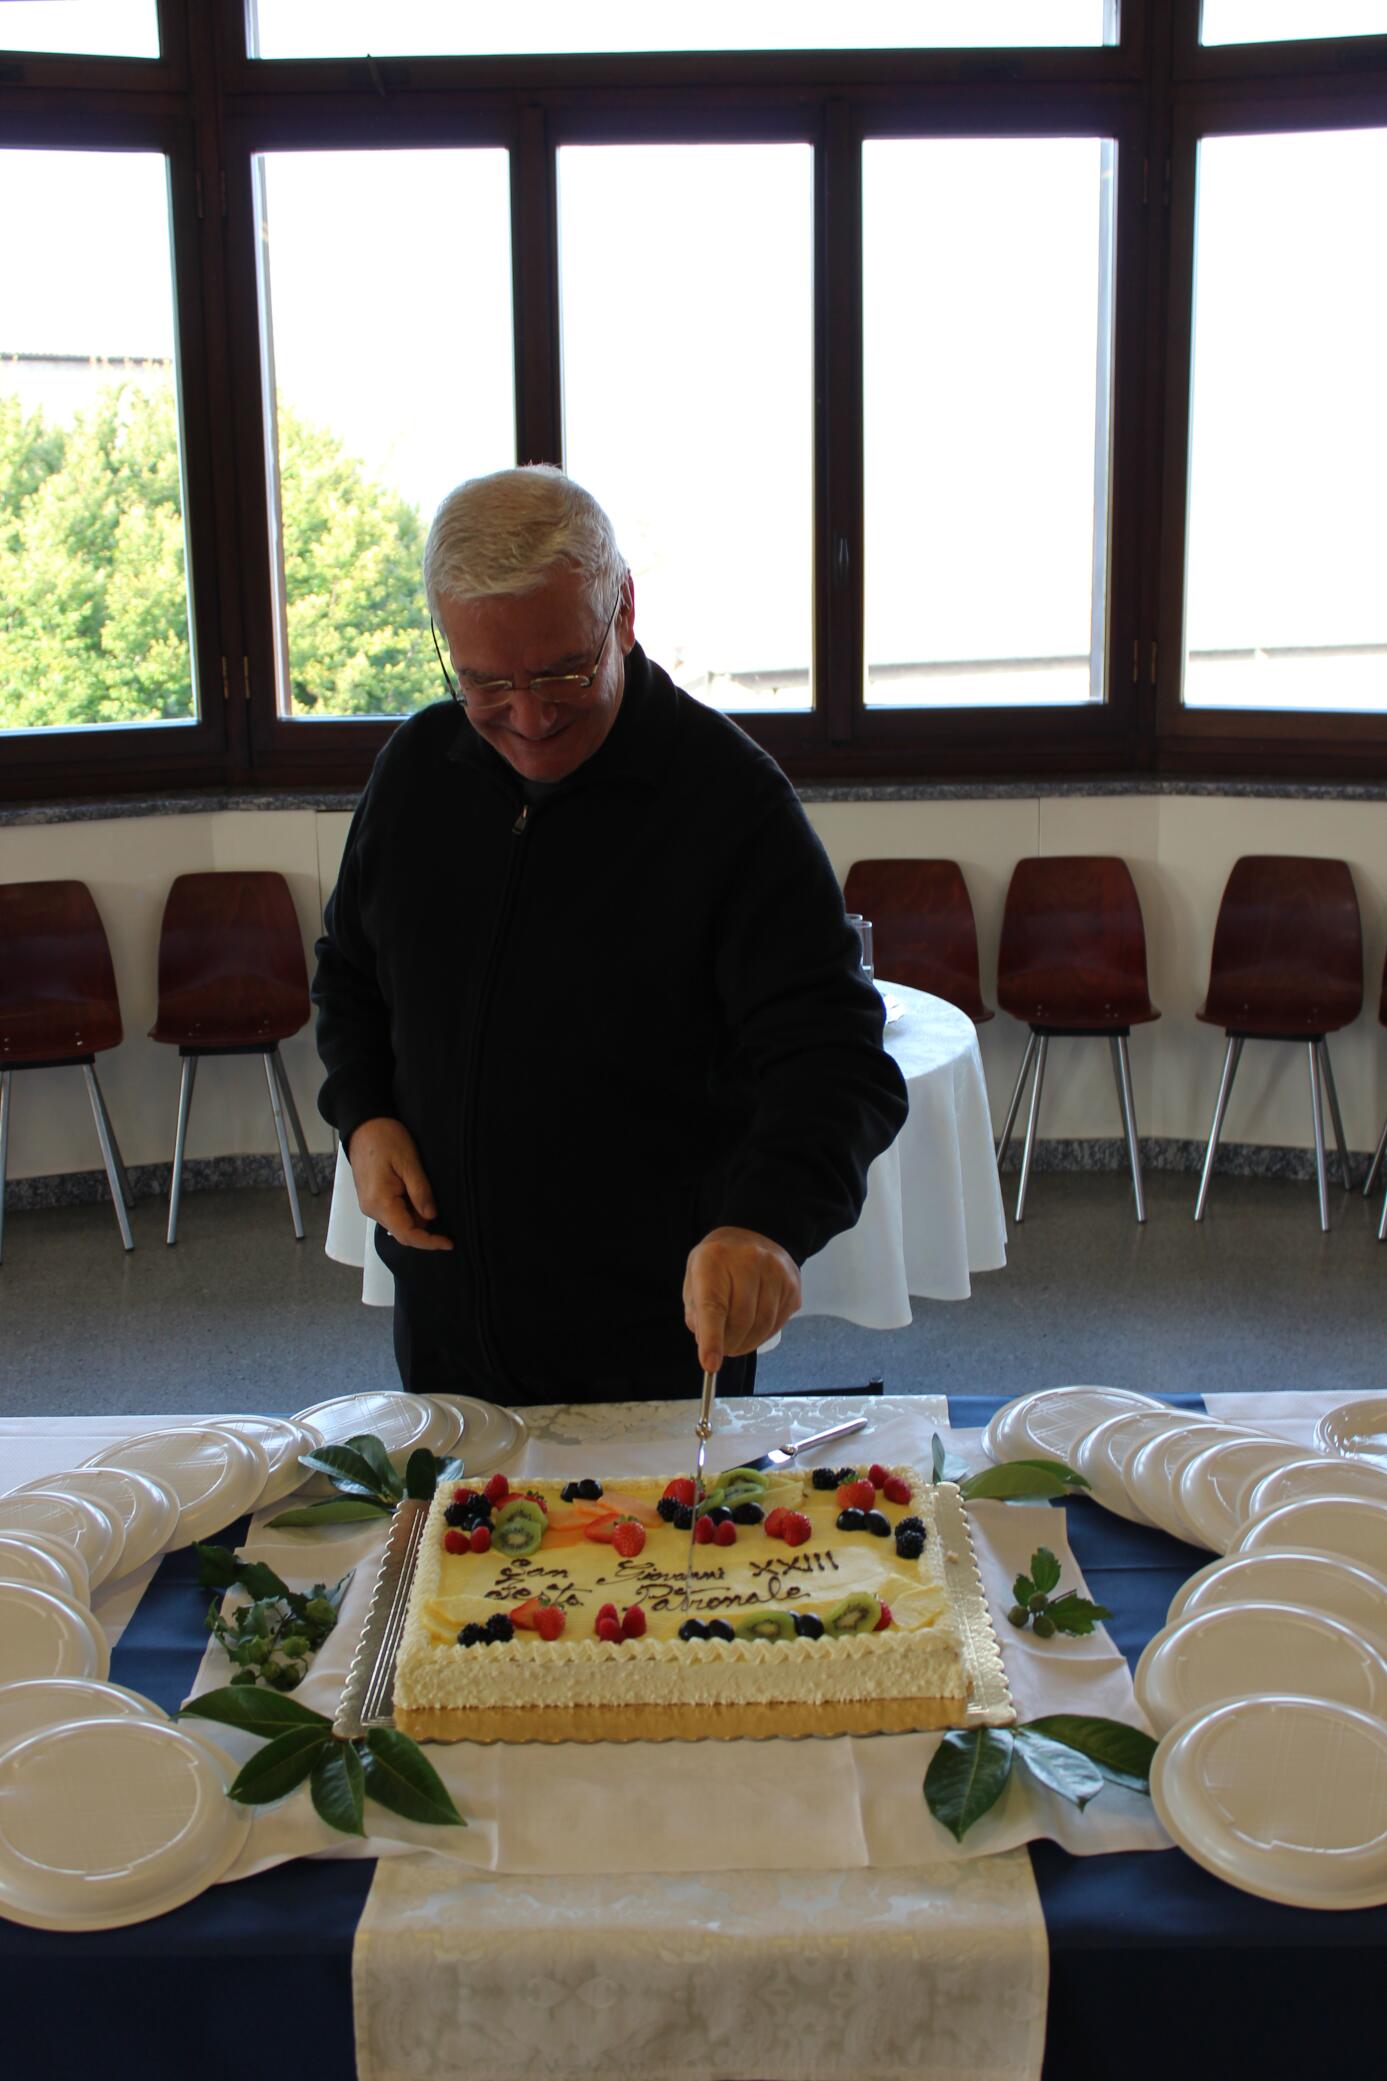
[996, 857, 1158, 1032]
[842, 859, 993, 1022]
[0, 880, 133, 1258]
[150, 872, 310, 1049]
[0, 880, 124, 1065]
[1197, 856, 1362, 1039]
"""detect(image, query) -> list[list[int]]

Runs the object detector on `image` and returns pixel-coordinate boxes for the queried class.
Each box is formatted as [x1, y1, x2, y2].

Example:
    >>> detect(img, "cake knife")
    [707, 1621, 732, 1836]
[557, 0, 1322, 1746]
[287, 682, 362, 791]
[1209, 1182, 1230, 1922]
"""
[711, 1414, 870, 1476]
[681, 1366, 718, 1614]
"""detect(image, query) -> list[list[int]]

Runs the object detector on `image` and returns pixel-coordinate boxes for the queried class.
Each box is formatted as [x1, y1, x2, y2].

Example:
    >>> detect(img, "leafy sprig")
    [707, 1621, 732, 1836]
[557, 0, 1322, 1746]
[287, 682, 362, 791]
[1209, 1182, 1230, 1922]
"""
[924, 1715, 1156, 1841]
[1007, 1545, 1110, 1637]
[930, 1433, 1092, 1503]
[179, 1685, 465, 1837]
[267, 1435, 460, 1530]
[196, 1543, 350, 1691]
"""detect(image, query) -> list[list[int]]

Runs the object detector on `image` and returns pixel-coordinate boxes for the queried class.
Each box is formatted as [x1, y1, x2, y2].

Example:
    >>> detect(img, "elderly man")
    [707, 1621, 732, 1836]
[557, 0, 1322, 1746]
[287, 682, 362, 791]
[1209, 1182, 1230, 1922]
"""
[313, 465, 906, 1403]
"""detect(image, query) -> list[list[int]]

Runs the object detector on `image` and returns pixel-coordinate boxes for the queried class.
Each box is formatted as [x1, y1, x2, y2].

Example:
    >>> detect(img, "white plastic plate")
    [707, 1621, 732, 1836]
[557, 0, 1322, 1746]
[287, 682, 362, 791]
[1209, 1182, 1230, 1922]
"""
[1073, 1410, 1209, 1526]
[982, 1385, 1165, 1468]
[1152, 1695, 1387, 1910]
[1233, 1494, 1387, 1575]
[1135, 1601, 1387, 1735]
[1246, 1455, 1387, 1522]
[173, 1414, 320, 1511]
[1315, 1396, 1387, 1466]
[421, 1394, 528, 1478]
[1176, 1435, 1311, 1554]
[0, 1716, 249, 1930]
[11, 1466, 178, 1578]
[1125, 1421, 1251, 1542]
[1167, 1548, 1387, 1658]
[0, 1489, 122, 1588]
[292, 1391, 440, 1465]
[0, 1581, 110, 1685]
[0, 1531, 88, 1603]
[82, 1425, 268, 1549]
[0, 1678, 166, 1753]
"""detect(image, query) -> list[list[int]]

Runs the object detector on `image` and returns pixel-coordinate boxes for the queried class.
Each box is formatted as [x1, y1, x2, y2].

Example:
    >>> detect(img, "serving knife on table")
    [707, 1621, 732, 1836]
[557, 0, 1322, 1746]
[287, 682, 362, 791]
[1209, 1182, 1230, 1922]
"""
[711, 1413, 871, 1476]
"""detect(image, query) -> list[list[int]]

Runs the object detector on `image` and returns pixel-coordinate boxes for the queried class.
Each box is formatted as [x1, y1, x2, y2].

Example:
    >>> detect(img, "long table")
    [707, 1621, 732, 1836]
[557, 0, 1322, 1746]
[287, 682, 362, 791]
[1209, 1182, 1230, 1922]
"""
[5, 1392, 1386, 2080]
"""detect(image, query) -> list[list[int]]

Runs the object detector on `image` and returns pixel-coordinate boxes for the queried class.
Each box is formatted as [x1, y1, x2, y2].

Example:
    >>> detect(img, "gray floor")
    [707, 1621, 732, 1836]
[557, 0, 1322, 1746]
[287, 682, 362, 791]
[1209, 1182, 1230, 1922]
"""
[2, 1167, 1384, 1417]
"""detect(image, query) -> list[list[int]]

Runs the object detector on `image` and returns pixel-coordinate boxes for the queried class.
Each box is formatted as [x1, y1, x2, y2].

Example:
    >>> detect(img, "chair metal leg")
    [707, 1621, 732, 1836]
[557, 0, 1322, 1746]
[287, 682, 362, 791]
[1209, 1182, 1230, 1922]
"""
[0, 1068, 10, 1267]
[1015, 1035, 1050, 1223]
[83, 1065, 134, 1252]
[264, 1052, 305, 1241]
[996, 1032, 1038, 1175]
[270, 1046, 320, 1196]
[86, 1065, 135, 1208]
[1317, 1041, 1353, 1193]
[1110, 1034, 1147, 1224]
[1308, 1042, 1330, 1233]
[1195, 1036, 1244, 1222]
[168, 1055, 198, 1245]
[1379, 1180, 1387, 1243]
[1363, 1111, 1387, 1200]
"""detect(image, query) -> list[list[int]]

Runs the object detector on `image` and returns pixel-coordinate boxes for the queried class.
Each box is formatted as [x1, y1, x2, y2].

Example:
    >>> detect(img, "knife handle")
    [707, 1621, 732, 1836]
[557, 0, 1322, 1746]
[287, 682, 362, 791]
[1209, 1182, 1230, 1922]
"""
[782, 1415, 870, 1459]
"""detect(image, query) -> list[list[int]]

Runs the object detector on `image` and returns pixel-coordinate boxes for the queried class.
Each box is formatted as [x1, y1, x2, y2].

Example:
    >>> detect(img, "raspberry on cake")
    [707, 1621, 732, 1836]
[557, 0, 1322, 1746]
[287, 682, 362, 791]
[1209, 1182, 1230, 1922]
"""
[392, 1462, 973, 1743]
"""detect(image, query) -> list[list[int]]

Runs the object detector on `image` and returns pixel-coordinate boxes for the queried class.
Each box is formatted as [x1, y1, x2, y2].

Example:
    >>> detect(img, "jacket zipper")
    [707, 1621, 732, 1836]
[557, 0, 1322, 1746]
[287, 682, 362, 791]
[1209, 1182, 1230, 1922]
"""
[459, 799, 531, 1387]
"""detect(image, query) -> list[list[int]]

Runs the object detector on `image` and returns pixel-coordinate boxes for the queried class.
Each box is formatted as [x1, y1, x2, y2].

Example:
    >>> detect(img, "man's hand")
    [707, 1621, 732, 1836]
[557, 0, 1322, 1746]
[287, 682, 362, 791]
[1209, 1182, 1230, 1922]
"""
[683, 1226, 802, 1373]
[346, 1117, 453, 1251]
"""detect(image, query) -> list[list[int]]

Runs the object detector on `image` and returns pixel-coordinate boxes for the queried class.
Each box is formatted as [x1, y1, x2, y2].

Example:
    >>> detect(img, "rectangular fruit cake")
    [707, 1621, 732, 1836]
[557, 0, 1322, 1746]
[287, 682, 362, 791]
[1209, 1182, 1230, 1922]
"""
[392, 1461, 973, 1742]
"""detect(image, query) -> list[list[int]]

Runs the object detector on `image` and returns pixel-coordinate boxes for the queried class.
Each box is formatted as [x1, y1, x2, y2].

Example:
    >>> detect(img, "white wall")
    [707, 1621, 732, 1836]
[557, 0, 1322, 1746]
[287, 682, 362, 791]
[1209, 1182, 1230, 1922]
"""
[3, 793, 1385, 1182]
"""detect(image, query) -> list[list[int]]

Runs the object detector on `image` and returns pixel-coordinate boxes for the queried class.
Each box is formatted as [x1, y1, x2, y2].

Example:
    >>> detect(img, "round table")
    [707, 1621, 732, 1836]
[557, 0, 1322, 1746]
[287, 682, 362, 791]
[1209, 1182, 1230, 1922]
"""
[325, 981, 1006, 1327]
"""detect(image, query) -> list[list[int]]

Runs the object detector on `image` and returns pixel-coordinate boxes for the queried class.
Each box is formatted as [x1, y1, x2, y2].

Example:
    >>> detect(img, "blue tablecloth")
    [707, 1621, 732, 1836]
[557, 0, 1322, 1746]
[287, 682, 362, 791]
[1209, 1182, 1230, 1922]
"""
[6, 1393, 1386, 2080]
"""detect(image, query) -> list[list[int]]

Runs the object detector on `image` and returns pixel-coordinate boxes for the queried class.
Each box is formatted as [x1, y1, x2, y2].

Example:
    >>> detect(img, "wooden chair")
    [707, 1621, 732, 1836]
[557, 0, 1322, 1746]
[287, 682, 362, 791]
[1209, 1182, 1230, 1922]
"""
[842, 860, 992, 1021]
[994, 856, 1159, 1223]
[1195, 856, 1362, 1232]
[1361, 953, 1387, 1241]
[0, 880, 134, 1261]
[149, 871, 321, 1243]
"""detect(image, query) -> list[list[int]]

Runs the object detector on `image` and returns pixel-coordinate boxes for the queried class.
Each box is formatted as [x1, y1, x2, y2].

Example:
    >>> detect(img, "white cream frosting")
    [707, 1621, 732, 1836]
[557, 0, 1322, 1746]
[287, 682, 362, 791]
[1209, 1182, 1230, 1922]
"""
[394, 1466, 969, 1719]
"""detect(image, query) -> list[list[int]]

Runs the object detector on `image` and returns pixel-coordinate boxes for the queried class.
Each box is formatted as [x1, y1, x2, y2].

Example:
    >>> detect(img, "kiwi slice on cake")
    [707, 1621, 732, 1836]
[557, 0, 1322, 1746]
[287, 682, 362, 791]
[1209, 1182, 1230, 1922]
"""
[491, 1498, 547, 1557]
[733, 1610, 798, 1643]
[823, 1593, 882, 1637]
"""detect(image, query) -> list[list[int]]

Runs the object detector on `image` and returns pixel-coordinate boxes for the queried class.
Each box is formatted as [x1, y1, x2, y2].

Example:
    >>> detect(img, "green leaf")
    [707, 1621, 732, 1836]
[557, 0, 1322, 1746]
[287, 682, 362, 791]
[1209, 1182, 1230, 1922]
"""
[1045, 1592, 1112, 1637]
[923, 1726, 1015, 1842]
[228, 1724, 333, 1806]
[960, 1463, 1072, 1502]
[930, 1432, 971, 1486]
[404, 1446, 440, 1500]
[1029, 1547, 1063, 1595]
[297, 1442, 394, 1499]
[997, 1458, 1092, 1491]
[194, 1544, 294, 1603]
[341, 1432, 405, 1500]
[268, 1497, 393, 1528]
[179, 1684, 331, 1737]
[361, 1727, 466, 1828]
[1023, 1715, 1157, 1793]
[1011, 1573, 1036, 1608]
[1014, 1728, 1106, 1808]
[311, 1739, 366, 1836]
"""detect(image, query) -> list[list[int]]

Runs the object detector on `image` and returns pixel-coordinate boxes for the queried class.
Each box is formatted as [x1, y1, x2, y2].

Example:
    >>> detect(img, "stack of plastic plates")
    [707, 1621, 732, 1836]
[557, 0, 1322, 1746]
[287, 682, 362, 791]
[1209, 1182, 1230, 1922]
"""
[1136, 1601, 1387, 1735]
[1152, 1697, 1387, 1909]
[0, 1581, 110, 1684]
[422, 1394, 527, 1477]
[10, 1466, 179, 1579]
[0, 1678, 167, 1752]
[1230, 1494, 1387, 1574]
[1073, 1409, 1217, 1527]
[166, 1413, 320, 1511]
[81, 1425, 269, 1550]
[1315, 1396, 1387, 1467]
[1175, 1434, 1312, 1554]
[0, 1716, 249, 1930]
[0, 1488, 123, 1588]
[1166, 1548, 1387, 1656]
[983, 1385, 1166, 1467]
[1246, 1454, 1387, 1520]
[1125, 1421, 1253, 1541]
[0, 1529, 90, 1604]
[291, 1391, 462, 1493]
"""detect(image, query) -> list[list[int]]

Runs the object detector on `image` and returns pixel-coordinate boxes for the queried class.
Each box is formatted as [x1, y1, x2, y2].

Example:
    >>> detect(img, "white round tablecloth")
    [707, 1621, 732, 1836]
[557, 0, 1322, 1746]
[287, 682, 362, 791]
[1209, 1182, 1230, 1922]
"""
[325, 981, 1006, 1327]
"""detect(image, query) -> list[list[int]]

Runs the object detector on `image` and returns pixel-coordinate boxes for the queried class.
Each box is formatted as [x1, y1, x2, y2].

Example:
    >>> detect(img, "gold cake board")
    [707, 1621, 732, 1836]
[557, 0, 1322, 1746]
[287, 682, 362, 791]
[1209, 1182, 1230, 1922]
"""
[338, 1482, 1014, 1745]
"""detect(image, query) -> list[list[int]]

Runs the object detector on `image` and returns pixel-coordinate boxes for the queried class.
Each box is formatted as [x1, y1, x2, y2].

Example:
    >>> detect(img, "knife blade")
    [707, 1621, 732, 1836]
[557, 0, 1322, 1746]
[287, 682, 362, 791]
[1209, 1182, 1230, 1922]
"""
[681, 1366, 718, 1614]
[712, 1414, 870, 1476]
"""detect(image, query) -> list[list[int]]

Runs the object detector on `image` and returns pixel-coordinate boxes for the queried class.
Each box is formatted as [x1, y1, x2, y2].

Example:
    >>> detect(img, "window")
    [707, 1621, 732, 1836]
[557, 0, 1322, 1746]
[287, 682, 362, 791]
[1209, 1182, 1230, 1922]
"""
[1200, 2, 1387, 46]
[0, 1, 159, 58]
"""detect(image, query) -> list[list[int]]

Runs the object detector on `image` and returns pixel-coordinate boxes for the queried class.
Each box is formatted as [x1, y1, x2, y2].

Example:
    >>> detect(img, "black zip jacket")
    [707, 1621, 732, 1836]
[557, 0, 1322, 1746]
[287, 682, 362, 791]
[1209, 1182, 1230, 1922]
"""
[312, 644, 908, 1401]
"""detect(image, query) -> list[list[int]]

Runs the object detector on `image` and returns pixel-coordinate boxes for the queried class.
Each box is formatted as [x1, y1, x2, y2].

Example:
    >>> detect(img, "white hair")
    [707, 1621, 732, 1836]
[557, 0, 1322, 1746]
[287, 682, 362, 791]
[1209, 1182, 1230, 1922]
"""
[423, 464, 626, 622]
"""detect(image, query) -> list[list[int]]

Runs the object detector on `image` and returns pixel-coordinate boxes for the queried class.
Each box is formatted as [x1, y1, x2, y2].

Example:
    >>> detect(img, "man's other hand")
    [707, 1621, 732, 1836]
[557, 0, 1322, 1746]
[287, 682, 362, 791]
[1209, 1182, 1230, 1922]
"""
[683, 1226, 802, 1374]
[346, 1117, 454, 1251]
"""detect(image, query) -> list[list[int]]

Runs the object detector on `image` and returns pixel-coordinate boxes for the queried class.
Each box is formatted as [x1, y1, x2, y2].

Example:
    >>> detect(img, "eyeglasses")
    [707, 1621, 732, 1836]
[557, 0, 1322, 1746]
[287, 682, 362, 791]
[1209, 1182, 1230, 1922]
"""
[431, 587, 623, 715]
